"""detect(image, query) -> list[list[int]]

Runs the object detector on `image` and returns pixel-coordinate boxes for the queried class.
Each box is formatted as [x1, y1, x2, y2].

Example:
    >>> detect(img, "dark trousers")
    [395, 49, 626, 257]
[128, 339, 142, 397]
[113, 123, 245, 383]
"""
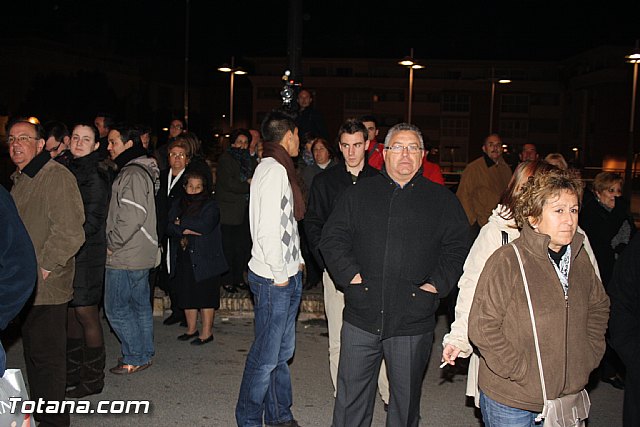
[21, 303, 70, 427]
[624, 365, 639, 427]
[221, 217, 251, 286]
[332, 321, 433, 427]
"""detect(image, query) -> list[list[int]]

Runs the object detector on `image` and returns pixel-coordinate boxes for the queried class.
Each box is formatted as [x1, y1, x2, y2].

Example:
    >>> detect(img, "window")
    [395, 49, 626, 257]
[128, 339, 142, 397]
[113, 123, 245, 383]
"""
[501, 94, 529, 113]
[441, 94, 470, 113]
[530, 93, 560, 106]
[309, 67, 327, 76]
[499, 119, 528, 138]
[377, 90, 404, 102]
[335, 67, 353, 77]
[441, 118, 470, 137]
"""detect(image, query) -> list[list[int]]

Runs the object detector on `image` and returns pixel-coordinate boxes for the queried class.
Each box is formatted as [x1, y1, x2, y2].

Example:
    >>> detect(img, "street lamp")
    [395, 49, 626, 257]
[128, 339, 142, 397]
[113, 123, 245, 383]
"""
[398, 48, 425, 124]
[623, 41, 640, 200]
[218, 56, 247, 129]
[489, 67, 511, 134]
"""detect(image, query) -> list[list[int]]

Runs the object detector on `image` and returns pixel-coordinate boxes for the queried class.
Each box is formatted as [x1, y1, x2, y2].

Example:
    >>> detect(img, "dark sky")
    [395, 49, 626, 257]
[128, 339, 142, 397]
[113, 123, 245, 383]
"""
[3, 1, 639, 65]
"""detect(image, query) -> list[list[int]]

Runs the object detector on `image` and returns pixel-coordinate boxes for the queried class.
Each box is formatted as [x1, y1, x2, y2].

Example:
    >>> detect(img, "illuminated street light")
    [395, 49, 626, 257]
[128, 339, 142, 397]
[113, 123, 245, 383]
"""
[623, 41, 640, 200]
[218, 56, 248, 128]
[489, 67, 511, 134]
[398, 48, 425, 124]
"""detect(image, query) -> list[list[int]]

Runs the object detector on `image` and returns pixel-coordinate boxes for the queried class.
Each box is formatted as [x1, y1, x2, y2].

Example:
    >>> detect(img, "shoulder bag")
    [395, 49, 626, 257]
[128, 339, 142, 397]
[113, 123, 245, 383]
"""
[511, 243, 590, 427]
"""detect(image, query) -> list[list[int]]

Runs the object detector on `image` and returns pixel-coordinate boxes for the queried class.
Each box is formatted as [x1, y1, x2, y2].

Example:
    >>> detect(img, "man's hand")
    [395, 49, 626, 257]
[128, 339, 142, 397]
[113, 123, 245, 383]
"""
[183, 229, 202, 236]
[350, 273, 362, 284]
[419, 283, 437, 293]
[107, 248, 113, 256]
[41, 268, 50, 281]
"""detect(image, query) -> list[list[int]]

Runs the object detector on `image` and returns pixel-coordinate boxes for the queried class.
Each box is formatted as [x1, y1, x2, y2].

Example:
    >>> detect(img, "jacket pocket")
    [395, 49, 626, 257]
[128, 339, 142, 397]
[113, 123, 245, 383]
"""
[405, 287, 438, 326]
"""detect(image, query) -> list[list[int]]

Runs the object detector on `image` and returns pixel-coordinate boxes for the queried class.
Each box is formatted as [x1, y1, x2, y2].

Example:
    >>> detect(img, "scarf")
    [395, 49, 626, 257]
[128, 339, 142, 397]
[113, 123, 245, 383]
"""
[262, 141, 305, 221]
[114, 145, 148, 172]
[179, 192, 210, 218]
[228, 146, 252, 182]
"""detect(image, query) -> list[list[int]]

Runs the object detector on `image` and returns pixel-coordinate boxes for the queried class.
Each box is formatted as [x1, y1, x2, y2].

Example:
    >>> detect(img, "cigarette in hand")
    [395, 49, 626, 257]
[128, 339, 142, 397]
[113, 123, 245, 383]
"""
[439, 361, 448, 369]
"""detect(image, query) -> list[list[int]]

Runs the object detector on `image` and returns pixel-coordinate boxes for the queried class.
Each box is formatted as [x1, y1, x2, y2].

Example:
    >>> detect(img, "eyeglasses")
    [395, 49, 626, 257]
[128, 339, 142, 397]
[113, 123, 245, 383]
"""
[384, 145, 423, 153]
[8, 135, 39, 145]
[169, 152, 186, 159]
[170, 124, 183, 130]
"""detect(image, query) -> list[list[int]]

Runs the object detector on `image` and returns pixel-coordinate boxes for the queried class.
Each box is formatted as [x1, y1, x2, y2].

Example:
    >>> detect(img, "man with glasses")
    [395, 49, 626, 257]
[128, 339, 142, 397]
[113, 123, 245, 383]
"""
[320, 123, 469, 427]
[44, 120, 73, 166]
[304, 118, 389, 410]
[9, 119, 85, 426]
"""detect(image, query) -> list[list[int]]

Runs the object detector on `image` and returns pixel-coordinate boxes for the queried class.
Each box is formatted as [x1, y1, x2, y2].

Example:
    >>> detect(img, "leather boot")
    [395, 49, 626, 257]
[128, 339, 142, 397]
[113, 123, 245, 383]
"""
[66, 338, 84, 389]
[66, 345, 105, 398]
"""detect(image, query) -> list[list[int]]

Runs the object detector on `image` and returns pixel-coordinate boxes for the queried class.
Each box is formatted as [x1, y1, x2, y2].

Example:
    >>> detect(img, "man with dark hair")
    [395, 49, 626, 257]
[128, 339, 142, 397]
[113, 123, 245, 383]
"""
[305, 118, 389, 409]
[104, 123, 159, 375]
[236, 110, 305, 427]
[9, 119, 85, 426]
[359, 115, 384, 170]
[44, 120, 73, 166]
[95, 112, 114, 158]
[320, 123, 469, 426]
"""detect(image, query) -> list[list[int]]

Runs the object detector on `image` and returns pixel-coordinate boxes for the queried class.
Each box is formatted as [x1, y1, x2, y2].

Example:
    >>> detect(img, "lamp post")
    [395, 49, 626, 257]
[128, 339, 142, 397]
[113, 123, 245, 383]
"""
[398, 48, 424, 124]
[624, 41, 640, 200]
[218, 56, 247, 129]
[489, 67, 511, 134]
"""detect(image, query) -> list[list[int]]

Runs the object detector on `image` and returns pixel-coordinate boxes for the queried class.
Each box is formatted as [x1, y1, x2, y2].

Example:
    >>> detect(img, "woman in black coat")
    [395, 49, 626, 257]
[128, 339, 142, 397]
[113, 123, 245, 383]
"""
[167, 171, 228, 345]
[580, 171, 637, 389]
[66, 123, 110, 398]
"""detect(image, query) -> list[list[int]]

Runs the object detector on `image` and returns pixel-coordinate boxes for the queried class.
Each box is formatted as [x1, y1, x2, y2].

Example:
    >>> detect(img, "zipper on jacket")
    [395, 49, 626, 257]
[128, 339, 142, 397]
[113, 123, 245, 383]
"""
[379, 184, 398, 340]
[563, 294, 569, 391]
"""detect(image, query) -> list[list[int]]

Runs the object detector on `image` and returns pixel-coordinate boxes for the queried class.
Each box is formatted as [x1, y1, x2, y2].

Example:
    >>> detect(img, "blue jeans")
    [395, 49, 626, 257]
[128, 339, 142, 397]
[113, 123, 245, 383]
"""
[236, 269, 302, 427]
[480, 391, 543, 427]
[104, 268, 154, 366]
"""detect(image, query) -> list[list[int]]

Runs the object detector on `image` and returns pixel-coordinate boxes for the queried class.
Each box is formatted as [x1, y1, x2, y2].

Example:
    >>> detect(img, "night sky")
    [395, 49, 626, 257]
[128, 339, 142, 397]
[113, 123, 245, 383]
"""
[3, 1, 638, 66]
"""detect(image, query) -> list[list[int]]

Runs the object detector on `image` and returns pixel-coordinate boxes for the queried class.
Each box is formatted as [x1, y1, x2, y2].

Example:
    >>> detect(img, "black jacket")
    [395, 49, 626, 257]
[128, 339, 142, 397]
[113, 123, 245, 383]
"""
[579, 193, 637, 285]
[156, 168, 187, 244]
[319, 170, 469, 338]
[67, 150, 110, 288]
[166, 198, 228, 282]
[304, 161, 379, 269]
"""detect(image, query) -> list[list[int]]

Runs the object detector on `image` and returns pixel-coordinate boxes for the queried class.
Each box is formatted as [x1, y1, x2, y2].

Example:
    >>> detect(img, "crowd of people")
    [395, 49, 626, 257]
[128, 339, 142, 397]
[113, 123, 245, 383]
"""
[1, 89, 638, 427]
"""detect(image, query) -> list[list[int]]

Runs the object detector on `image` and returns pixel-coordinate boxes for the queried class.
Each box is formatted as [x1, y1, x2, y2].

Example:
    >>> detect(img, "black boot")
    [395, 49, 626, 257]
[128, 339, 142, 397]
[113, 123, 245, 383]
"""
[66, 345, 105, 398]
[66, 338, 83, 390]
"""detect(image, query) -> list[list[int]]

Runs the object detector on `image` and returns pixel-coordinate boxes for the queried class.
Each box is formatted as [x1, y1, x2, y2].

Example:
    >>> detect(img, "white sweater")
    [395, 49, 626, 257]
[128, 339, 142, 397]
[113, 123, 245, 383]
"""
[248, 158, 303, 283]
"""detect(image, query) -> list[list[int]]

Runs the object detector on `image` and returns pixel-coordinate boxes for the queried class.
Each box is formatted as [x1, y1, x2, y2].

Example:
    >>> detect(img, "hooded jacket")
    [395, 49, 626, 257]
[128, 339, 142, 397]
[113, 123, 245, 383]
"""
[106, 152, 160, 270]
[319, 169, 469, 338]
[469, 224, 610, 413]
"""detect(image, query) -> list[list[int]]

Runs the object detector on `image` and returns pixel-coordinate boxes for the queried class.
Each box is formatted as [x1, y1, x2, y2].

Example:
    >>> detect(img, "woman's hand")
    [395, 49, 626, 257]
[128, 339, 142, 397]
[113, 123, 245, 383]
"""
[442, 344, 462, 366]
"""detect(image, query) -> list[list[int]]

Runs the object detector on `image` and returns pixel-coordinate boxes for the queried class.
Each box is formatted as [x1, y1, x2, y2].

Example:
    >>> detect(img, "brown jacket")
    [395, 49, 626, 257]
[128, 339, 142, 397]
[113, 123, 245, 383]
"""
[469, 224, 609, 412]
[11, 153, 85, 305]
[456, 155, 512, 226]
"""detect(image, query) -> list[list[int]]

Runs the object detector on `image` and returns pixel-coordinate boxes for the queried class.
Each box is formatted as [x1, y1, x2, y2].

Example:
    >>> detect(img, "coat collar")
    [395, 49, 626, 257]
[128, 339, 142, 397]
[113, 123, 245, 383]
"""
[20, 150, 51, 178]
[520, 223, 585, 262]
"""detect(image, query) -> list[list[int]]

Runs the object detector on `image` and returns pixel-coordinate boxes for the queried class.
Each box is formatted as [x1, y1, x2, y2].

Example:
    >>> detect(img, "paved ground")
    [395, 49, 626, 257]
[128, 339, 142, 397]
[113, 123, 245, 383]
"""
[3, 298, 625, 426]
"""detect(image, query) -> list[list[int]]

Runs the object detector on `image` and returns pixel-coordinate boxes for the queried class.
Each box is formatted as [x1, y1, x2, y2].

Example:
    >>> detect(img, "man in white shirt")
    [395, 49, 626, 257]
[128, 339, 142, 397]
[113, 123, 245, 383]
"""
[236, 110, 305, 427]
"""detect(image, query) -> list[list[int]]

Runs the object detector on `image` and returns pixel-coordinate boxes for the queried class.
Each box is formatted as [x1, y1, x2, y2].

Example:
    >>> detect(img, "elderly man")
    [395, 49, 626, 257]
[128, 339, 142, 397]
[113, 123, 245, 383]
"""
[456, 133, 512, 235]
[320, 123, 469, 427]
[9, 119, 85, 427]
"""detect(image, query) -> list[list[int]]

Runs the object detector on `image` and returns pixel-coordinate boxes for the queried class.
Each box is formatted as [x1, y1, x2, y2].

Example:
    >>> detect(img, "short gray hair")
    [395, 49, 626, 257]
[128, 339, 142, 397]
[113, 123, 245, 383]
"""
[383, 123, 424, 149]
